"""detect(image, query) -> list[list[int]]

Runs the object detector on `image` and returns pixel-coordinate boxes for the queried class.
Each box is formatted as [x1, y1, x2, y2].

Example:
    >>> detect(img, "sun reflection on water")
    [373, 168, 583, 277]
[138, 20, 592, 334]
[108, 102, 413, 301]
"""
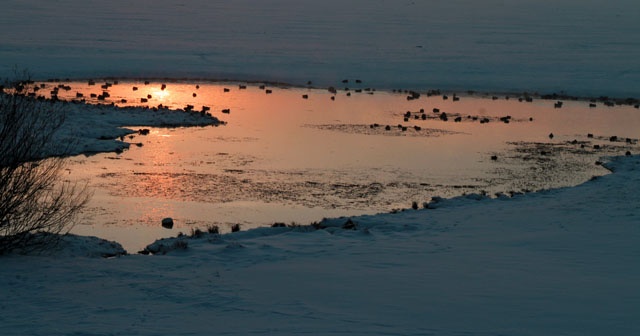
[41, 78, 640, 252]
[150, 88, 170, 102]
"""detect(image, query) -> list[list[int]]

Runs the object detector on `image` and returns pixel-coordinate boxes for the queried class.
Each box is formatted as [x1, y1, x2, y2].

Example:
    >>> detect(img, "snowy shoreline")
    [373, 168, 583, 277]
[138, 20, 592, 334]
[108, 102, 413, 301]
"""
[27, 150, 627, 258]
[18, 96, 221, 158]
[2, 154, 638, 335]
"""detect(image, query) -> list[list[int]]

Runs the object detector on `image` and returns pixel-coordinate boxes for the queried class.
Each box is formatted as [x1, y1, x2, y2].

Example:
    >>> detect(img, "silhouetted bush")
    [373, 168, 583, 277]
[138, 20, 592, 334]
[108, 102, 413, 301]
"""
[0, 73, 90, 254]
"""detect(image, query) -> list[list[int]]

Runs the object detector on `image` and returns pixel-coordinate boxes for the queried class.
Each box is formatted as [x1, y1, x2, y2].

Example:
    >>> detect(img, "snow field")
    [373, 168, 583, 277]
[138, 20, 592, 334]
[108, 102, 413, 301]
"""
[1, 156, 638, 335]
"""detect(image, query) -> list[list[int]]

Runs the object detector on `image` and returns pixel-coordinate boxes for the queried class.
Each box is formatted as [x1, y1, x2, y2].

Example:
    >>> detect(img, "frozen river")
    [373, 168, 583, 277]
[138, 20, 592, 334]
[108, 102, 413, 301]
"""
[36, 79, 640, 251]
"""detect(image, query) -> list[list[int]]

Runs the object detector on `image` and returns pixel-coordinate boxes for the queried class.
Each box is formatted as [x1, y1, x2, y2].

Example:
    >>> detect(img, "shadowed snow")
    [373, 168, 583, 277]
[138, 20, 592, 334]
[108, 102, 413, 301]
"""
[1, 155, 639, 335]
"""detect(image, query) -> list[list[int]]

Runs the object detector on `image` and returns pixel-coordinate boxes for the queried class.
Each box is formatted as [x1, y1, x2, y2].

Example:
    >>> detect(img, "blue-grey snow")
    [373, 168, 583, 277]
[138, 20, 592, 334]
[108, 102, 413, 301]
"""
[1, 1, 639, 335]
[1, 156, 639, 335]
[1, 0, 638, 97]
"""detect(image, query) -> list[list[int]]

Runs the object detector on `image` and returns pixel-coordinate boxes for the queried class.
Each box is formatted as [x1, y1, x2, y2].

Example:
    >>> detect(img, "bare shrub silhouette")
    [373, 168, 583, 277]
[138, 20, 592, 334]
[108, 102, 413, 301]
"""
[0, 74, 91, 254]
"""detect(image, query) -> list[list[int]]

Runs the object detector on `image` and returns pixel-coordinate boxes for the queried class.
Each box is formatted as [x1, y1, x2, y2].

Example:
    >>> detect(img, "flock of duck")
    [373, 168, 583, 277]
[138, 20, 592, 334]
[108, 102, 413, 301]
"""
[14, 77, 639, 113]
[7, 78, 638, 161]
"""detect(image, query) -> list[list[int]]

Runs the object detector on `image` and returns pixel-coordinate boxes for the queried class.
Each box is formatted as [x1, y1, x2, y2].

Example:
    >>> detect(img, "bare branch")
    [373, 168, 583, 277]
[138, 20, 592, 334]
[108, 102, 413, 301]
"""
[0, 72, 91, 254]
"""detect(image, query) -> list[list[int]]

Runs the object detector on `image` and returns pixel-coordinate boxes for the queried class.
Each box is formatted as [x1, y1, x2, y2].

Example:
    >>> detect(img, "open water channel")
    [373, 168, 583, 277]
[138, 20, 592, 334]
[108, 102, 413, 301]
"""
[41, 80, 640, 251]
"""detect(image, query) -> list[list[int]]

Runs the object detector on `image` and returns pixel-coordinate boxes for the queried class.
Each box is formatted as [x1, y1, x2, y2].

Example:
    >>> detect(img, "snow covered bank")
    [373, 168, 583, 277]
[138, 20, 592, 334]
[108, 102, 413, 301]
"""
[4, 233, 126, 258]
[1, 0, 639, 97]
[1, 155, 638, 335]
[14, 97, 220, 157]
